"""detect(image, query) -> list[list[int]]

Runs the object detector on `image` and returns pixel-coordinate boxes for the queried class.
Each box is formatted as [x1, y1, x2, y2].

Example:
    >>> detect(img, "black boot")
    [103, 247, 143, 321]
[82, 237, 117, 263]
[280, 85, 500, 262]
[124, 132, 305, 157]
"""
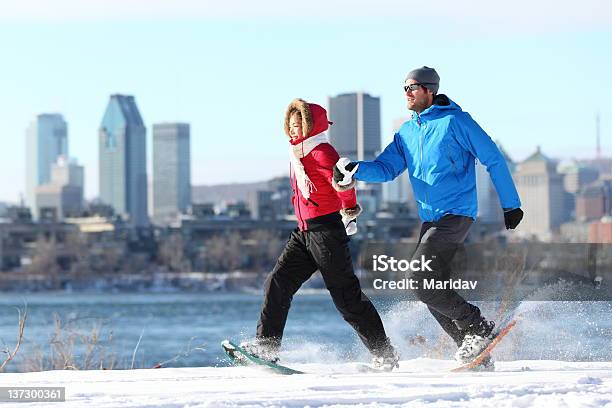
[371, 338, 400, 371]
[455, 319, 495, 364]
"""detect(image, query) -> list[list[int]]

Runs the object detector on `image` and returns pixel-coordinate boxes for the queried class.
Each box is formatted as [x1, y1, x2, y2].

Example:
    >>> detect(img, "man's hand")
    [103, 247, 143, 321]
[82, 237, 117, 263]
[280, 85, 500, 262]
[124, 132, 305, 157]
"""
[504, 208, 523, 230]
[333, 158, 359, 191]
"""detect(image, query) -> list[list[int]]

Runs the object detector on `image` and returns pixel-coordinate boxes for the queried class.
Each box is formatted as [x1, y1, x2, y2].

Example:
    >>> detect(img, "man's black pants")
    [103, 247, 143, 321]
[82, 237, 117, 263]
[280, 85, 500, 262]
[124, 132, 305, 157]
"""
[256, 218, 389, 355]
[410, 214, 483, 346]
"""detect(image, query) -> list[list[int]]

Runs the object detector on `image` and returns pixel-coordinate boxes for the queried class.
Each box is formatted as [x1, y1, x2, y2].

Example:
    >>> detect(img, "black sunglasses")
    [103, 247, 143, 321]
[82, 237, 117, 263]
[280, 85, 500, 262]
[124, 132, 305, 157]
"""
[403, 83, 433, 92]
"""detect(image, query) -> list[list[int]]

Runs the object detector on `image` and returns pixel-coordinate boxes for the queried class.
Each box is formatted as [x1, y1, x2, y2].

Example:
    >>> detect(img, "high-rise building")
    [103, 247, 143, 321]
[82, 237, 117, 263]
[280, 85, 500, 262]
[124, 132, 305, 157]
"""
[514, 147, 565, 239]
[152, 123, 191, 225]
[328, 92, 381, 160]
[99, 95, 148, 226]
[35, 156, 84, 220]
[328, 92, 382, 214]
[25, 113, 68, 217]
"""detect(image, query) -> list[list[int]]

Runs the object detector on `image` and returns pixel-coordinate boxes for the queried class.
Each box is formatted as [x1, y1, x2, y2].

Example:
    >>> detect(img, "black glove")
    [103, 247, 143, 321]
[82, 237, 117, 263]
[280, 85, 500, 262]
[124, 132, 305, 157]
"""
[333, 160, 358, 184]
[504, 208, 523, 230]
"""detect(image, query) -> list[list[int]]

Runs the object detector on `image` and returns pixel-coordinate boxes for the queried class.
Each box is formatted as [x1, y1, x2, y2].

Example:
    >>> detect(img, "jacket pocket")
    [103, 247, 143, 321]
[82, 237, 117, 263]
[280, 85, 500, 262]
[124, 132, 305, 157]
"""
[444, 144, 463, 183]
[307, 198, 320, 207]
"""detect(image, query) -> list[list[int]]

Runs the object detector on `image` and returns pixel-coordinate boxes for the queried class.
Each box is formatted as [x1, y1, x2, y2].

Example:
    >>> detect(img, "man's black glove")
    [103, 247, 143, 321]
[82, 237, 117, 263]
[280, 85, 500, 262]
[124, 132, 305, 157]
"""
[332, 158, 359, 192]
[504, 208, 524, 230]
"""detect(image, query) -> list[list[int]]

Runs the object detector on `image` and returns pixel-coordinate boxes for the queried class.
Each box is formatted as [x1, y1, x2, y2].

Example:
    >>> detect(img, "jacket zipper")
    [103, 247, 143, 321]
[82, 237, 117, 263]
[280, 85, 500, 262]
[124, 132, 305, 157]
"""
[290, 165, 305, 230]
[417, 114, 433, 221]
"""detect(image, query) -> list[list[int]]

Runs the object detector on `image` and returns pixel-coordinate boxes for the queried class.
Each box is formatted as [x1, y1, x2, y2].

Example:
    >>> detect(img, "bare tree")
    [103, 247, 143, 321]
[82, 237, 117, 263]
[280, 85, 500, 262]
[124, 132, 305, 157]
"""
[158, 233, 190, 272]
[65, 231, 91, 278]
[27, 236, 60, 277]
[97, 245, 123, 274]
[0, 305, 27, 372]
[249, 230, 283, 270]
[206, 232, 244, 271]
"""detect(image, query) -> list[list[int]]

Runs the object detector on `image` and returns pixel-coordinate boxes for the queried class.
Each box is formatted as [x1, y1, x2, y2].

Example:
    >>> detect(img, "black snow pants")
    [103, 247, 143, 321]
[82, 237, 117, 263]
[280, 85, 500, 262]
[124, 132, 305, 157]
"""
[256, 212, 389, 355]
[409, 214, 483, 346]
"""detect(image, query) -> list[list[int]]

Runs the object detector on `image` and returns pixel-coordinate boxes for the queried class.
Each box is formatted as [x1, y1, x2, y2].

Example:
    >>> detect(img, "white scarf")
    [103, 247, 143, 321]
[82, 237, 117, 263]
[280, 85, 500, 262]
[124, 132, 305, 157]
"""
[289, 133, 329, 199]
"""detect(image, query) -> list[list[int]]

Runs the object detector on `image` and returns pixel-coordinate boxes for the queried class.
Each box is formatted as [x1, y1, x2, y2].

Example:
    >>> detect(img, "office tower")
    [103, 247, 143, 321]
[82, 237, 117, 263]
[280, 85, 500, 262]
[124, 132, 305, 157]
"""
[35, 156, 84, 220]
[99, 94, 148, 226]
[328, 92, 381, 160]
[514, 147, 565, 239]
[25, 114, 68, 217]
[152, 123, 191, 225]
[328, 92, 382, 214]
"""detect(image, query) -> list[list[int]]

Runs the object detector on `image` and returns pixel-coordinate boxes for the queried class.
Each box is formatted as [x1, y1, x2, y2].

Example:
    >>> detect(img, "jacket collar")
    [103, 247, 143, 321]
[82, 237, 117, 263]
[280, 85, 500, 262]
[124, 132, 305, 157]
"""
[415, 94, 461, 118]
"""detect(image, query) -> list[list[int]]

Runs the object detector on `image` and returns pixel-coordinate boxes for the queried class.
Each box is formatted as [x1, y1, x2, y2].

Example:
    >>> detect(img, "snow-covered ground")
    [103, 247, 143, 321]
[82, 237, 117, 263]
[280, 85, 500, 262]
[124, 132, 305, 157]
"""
[1, 359, 610, 407]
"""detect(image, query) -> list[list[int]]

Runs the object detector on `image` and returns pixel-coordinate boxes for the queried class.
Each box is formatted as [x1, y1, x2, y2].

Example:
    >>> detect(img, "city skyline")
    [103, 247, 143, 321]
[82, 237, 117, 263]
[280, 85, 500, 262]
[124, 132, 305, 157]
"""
[10, 96, 612, 240]
[12, 98, 611, 207]
[1, 3, 611, 202]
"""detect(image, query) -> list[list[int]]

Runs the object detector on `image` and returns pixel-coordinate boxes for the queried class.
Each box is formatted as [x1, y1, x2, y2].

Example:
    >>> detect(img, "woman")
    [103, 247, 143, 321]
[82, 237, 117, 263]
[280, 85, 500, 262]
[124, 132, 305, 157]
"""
[242, 99, 399, 371]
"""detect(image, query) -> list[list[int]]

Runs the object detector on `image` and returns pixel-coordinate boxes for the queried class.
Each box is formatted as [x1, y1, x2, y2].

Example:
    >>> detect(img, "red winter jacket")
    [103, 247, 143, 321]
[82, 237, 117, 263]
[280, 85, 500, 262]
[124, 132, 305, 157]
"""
[286, 101, 356, 231]
[290, 143, 357, 230]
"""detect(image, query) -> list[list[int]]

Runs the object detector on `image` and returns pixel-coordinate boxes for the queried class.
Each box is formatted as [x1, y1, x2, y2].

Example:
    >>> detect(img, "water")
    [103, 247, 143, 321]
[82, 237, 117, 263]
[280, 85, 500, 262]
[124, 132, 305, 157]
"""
[0, 292, 610, 372]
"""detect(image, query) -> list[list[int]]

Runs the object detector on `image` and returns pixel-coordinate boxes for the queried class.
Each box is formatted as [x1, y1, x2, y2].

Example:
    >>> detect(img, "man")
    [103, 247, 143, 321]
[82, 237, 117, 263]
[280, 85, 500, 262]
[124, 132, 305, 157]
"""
[333, 66, 524, 369]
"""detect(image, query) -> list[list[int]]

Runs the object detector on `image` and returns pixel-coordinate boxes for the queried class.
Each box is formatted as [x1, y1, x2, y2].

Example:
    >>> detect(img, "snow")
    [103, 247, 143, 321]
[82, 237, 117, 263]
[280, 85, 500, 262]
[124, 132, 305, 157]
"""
[1, 359, 610, 407]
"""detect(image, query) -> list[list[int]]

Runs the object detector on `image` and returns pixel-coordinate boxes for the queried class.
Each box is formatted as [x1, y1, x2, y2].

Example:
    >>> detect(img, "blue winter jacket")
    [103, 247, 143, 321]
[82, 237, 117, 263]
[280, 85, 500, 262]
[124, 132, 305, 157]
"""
[354, 95, 521, 222]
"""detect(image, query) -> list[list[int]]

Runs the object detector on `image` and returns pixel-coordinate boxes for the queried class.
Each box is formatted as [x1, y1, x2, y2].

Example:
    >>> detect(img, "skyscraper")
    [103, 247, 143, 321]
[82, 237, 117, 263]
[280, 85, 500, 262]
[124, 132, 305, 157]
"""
[328, 92, 381, 160]
[99, 94, 148, 226]
[514, 147, 565, 240]
[152, 123, 191, 224]
[328, 92, 382, 213]
[25, 113, 68, 217]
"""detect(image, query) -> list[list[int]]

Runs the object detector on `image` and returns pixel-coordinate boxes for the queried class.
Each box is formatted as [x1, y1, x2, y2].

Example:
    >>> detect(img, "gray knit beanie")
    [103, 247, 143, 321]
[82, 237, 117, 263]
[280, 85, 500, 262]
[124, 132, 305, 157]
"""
[405, 66, 440, 94]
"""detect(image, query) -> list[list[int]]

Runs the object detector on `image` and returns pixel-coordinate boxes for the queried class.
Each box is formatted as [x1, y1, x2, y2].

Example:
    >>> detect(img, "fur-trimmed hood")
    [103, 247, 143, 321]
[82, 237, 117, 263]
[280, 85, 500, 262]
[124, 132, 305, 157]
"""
[284, 99, 331, 144]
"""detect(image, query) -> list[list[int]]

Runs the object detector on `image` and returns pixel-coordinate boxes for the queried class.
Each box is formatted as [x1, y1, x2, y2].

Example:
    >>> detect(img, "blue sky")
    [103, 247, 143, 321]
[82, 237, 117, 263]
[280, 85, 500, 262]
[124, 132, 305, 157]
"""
[1, 1, 611, 202]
